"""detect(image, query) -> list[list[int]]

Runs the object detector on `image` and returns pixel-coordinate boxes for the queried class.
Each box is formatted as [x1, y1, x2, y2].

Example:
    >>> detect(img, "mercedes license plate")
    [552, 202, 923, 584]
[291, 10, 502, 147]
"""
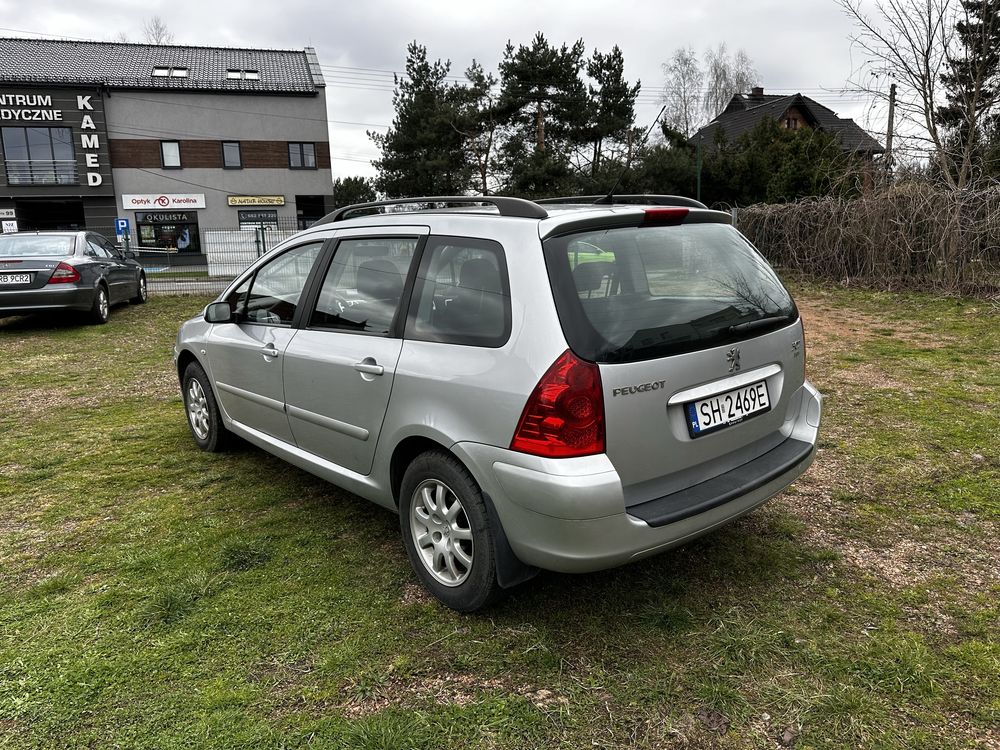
[0, 273, 31, 285]
[686, 380, 770, 438]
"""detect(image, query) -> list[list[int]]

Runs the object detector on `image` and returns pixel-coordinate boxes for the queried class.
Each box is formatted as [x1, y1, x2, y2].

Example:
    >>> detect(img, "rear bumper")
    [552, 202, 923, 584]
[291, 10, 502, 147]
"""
[0, 285, 95, 315]
[452, 380, 822, 574]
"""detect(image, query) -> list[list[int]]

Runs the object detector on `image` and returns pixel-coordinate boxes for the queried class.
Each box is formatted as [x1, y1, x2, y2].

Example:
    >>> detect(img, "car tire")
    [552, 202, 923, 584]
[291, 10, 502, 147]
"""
[89, 284, 109, 325]
[399, 450, 504, 612]
[131, 273, 148, 304]
[181, 362, 232, 452]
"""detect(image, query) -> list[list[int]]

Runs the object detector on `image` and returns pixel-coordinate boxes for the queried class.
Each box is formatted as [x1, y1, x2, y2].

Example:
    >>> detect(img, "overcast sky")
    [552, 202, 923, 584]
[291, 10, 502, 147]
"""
[0, 0, 879, 180]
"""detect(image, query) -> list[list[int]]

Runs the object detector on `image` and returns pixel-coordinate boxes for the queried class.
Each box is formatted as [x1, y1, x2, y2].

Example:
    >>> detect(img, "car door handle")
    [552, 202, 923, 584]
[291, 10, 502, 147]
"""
[353, 360, 384, 376]
[261, 345, 280, 359]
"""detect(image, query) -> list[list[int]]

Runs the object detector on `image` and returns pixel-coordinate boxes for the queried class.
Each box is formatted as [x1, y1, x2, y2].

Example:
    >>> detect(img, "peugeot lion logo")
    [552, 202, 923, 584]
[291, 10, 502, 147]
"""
[727, 347, 741, 373]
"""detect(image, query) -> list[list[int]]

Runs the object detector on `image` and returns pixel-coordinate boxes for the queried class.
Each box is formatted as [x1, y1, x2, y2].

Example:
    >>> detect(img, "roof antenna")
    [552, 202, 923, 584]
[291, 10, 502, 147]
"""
[594, 104, 667, 205]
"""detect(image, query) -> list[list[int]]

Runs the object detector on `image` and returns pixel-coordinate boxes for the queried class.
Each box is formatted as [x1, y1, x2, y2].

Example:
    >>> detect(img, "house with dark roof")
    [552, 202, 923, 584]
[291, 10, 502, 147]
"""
[691, 86, 883, 157]
[0, 37, 334, 261]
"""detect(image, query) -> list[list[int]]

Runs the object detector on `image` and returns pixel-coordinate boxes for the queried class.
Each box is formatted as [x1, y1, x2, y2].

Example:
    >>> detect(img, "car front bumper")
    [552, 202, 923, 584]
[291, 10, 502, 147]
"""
[452, 381, 822, 574]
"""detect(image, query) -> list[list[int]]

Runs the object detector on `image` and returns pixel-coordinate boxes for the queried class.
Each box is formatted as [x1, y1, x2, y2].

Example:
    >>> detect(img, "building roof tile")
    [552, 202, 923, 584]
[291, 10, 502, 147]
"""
[0, 37, 324, 95]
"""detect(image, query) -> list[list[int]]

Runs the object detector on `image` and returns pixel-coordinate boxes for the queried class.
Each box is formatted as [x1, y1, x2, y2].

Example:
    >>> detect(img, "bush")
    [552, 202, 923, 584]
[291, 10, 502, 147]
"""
[738, 185, 1000, 293]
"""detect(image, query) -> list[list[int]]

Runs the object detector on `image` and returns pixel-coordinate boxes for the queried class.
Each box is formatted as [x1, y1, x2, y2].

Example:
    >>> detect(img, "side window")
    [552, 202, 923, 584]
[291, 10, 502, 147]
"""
[407, 236, 510, 348]
[100, 238, 122, 259]
[240, 242, 323, 325]
[224, 276, 251, 317]
[309, 237, 419, 335]
[87, 239, 112, 258]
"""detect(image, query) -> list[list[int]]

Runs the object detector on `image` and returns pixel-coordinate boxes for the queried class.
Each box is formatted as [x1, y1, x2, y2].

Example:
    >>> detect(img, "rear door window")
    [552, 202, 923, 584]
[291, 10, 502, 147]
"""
[405, 236, 510, 347]
[544, 223, 797, 363]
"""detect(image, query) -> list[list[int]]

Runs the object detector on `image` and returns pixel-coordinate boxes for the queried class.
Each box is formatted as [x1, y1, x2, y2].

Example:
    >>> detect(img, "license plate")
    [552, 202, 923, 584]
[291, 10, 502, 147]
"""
[0, 273, 31, 285]
[686, 380, 770, 438]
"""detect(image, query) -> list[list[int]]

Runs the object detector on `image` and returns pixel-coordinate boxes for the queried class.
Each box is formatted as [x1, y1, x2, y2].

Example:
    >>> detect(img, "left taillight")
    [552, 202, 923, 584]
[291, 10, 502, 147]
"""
[510, 350, 605, 458]
[47, 262, 80, 284]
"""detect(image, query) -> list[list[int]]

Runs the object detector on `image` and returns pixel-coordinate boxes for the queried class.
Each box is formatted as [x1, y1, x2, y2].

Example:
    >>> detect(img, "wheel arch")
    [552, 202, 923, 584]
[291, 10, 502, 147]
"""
[389, 435, 449, 508]
[389, 435, 538, 590]
[175, 348, 201, 384]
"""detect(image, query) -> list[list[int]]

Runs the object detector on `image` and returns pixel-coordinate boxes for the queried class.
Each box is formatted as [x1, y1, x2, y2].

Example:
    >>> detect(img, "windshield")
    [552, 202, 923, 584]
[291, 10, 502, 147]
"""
[543, 223, 797, 363]
[0, 235, 76, 258]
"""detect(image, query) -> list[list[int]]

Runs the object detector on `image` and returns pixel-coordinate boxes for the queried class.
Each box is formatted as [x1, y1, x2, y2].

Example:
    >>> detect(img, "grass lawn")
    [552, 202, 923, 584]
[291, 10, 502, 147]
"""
[0, 287, 997, 749]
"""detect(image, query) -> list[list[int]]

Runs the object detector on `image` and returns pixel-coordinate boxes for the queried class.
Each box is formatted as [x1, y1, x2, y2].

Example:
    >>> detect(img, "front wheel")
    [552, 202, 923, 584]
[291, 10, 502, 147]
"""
[131, 273, 147, 304]
[399, 450, 504, 612]
[181, 362, 232, 452]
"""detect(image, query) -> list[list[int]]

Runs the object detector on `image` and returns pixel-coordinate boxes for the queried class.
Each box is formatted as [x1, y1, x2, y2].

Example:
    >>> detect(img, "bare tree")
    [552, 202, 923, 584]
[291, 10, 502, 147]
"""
[703, 43, 758, 119]
[662, 46, 705, 137]
[836, 0, 1000, 189]
[142, 16, 175, 45]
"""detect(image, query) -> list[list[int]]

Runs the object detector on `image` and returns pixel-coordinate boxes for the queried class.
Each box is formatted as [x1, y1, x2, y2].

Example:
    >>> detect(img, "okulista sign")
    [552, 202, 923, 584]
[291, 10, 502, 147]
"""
[122, 194, 207, 209]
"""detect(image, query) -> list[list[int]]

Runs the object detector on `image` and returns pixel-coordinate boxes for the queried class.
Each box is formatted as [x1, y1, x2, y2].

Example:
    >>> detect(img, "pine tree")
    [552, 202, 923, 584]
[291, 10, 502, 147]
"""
[935, 0, 1000, 182]
[497, 33, 588, 197]
[453, 61, 501, 195]
[369, 42, 470, 198]
[332, 176, 377, 208]
[578, 46, 641, 182]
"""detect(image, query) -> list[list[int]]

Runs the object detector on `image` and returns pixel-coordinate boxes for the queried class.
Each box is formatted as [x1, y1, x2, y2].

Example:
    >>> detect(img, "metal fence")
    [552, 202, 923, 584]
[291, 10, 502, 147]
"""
[94, 219, 302, 296]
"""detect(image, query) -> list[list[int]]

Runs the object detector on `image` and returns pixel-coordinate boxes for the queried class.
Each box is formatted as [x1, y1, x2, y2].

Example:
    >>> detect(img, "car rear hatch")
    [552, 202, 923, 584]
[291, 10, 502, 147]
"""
[541, 208, 807, 509]
[0, 235, 77, 289]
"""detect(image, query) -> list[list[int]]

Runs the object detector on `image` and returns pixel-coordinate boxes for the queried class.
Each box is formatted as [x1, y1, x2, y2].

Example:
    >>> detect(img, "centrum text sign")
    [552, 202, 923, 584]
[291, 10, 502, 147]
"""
[122, 194, 206, 210]
[227, 195, 286, 206]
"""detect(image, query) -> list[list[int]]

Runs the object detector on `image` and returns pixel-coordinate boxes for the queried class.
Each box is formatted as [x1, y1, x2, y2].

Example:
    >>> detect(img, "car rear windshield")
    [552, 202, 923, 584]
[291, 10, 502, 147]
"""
[0, 235, 76, 257]
[543, 222, 797, 364]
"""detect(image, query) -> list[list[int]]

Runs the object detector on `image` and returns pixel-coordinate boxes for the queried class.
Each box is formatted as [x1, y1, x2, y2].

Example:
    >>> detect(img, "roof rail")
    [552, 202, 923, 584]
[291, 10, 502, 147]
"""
[535, 194, 708, 209]
[314, 196, 548, 225]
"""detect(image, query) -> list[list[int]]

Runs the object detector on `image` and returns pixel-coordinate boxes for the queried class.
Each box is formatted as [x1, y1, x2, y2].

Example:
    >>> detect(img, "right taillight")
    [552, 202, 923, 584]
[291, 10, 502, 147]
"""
[47, 262, 81, 284]
[510, 350, 605, 458]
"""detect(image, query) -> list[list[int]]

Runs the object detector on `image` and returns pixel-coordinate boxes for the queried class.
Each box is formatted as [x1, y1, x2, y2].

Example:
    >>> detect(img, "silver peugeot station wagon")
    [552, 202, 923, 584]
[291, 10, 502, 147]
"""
[174, 195, 822, 611]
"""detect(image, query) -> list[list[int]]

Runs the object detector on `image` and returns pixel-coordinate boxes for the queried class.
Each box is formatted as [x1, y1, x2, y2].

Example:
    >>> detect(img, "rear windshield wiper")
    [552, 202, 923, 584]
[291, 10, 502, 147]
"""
[728, 314, 793, 334]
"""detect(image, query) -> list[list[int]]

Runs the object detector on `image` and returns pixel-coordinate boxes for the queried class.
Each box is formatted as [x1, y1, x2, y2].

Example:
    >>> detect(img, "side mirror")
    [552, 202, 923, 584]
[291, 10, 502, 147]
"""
[124, 250, 136, 260]
[204, 301, 234, 324]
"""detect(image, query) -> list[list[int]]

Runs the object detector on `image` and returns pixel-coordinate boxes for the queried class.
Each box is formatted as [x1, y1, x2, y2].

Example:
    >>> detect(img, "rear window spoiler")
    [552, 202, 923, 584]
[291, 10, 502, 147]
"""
[539, 208, 733, 240]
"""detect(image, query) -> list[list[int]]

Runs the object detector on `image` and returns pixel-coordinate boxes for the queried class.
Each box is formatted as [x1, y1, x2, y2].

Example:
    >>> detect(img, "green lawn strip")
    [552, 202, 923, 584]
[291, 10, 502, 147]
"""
[1, 290, 997, 748]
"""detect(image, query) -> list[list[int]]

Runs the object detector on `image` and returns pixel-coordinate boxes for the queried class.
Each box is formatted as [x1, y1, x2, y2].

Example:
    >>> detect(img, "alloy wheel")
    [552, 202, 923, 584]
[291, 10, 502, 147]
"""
[409, 479, 474, 587]
[186, 378, 210, 440]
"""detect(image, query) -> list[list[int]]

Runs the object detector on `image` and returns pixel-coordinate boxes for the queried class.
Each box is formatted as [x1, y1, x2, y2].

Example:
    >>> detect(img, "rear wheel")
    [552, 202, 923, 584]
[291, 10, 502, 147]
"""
[131, 273, 147, 304]
[89, 285, 109, 324]
[182, 362, 232, 452]
[400, 450, 504, 612]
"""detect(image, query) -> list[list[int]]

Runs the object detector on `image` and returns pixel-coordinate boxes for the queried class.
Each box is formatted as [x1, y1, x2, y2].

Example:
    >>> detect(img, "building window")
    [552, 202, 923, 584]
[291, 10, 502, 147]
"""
[222, 141, 242, 169]
[1, 127, 77, 185]
[152, 66, 189, 78]
[288, 142, 316, 169]
[161, 141, 181, 169]
[226, 69, 260, 80]
[135, 211, 200, 254]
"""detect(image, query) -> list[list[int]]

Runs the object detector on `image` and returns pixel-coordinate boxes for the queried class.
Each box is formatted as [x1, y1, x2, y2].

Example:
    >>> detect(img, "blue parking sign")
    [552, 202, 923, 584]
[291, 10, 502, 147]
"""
[115, 217, 130, 236]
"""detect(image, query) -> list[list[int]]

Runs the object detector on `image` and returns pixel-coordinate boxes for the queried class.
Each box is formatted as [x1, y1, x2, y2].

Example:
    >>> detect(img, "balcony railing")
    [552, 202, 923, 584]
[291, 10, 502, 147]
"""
[3, 160, 78, 186]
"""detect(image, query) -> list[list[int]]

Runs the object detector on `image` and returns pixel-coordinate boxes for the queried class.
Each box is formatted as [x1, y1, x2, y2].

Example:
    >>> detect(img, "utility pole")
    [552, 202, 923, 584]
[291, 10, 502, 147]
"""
[696, 135, 703, 202]
[885, 82, 897, 173]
